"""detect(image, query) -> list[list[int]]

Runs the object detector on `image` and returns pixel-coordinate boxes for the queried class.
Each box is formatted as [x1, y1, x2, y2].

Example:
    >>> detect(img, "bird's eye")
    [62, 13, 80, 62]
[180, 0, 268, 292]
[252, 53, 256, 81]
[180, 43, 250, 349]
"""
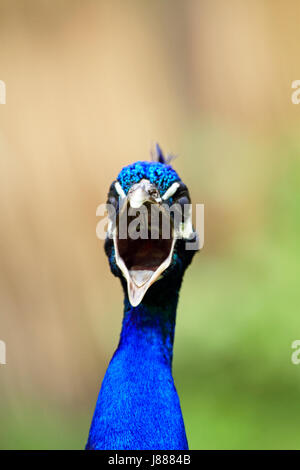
[177, 195, 190, 207]
[169, 182, 191, 227]
[172, 182, 191, 205]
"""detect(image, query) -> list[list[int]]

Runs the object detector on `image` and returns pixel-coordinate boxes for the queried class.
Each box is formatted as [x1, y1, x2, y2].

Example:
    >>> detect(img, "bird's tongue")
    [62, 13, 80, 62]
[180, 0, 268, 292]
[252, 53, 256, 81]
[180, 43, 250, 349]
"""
[129, 269, 153, 287]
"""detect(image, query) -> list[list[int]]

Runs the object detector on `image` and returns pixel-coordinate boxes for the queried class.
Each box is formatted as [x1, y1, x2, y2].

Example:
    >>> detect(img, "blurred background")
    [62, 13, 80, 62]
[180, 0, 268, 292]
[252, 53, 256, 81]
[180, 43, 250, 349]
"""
[0, 0, 300, 449]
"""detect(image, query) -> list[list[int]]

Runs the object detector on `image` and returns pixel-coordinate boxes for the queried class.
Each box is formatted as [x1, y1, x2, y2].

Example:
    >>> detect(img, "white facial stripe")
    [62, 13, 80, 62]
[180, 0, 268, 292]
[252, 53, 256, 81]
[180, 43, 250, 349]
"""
[179, 205, 194, 239]
[114, 181, 126, 199]
[162, 182, 180, 200]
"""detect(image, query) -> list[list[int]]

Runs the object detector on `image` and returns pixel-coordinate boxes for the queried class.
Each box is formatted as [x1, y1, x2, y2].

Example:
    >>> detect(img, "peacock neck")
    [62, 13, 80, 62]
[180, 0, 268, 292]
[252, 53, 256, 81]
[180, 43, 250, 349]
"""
[117, 292, 179, 368]
[86, 283, 189, 450]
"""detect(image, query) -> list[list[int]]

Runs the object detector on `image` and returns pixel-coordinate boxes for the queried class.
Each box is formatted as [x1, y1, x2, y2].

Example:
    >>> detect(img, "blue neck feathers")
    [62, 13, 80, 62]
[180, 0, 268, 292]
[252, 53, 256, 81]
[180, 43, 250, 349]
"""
[119, 295, 178, 367]
[86, 287, 188, 450]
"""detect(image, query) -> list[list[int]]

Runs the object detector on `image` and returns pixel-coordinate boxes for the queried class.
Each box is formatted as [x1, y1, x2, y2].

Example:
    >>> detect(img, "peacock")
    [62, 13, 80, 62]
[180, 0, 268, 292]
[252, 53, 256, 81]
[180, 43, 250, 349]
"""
[86, 144, 198, 450]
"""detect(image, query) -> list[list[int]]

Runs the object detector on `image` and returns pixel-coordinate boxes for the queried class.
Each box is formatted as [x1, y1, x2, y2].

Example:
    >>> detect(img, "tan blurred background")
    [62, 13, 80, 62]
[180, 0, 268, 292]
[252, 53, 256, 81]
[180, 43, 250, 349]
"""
[1, 0, 300, 449]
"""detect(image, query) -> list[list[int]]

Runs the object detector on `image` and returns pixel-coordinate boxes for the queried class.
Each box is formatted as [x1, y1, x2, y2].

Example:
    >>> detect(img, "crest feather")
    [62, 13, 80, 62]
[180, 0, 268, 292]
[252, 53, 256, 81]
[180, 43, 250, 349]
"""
[150, 142, 177, 165]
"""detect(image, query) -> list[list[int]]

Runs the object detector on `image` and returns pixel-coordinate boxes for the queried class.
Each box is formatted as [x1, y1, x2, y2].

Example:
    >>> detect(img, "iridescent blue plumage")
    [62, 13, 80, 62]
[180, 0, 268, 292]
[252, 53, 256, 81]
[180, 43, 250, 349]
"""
[86, 147, 197, 450]
[86, 296, 188, 450]
[117, 161, 180, 196]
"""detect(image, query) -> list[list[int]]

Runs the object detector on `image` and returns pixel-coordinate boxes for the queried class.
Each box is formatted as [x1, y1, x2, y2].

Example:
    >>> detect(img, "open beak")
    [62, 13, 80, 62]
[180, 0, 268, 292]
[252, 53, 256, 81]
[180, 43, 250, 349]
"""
[112, 179, 175, 307]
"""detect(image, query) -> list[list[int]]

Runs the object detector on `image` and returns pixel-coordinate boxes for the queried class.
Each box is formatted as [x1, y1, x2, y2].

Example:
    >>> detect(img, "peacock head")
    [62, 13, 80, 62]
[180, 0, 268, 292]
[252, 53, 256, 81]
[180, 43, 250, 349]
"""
[104, 144, 198, 307]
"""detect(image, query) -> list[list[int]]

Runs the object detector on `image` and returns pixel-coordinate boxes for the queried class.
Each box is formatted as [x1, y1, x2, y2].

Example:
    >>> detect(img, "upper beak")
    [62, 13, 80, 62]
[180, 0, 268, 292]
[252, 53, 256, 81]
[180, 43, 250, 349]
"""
[127, 179, 162, 208]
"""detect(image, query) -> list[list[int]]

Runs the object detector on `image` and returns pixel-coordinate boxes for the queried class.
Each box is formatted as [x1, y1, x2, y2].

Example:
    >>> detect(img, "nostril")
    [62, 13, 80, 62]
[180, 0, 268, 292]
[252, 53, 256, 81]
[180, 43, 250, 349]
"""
[149, 188, 157, 196]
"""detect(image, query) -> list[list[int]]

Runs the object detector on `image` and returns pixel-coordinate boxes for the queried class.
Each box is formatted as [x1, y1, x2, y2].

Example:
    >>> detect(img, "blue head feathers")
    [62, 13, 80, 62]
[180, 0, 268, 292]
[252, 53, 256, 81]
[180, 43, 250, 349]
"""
[117, 144, 180, 196]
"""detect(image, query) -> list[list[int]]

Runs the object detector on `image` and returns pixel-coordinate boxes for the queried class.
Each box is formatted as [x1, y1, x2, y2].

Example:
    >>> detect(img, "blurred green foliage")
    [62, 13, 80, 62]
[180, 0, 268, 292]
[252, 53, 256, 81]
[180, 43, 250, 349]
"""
[175, 140, 300, 449]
